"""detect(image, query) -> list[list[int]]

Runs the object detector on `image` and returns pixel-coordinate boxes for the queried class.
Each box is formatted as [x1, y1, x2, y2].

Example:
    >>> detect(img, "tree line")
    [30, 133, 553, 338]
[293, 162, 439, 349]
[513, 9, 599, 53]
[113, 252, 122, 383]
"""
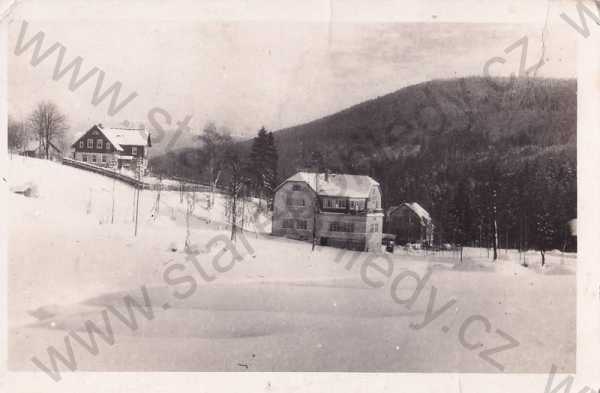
[151, 124, 279, 240]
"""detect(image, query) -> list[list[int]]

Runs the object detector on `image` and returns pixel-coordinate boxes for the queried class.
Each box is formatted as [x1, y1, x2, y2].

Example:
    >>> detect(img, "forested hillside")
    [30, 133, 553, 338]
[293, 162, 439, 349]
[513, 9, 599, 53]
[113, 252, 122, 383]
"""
[151, 76, 577, 251]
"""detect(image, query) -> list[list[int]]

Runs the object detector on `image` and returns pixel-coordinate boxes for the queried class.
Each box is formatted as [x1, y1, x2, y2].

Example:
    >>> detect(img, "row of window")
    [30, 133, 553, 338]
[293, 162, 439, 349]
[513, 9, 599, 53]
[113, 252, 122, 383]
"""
[323, 198, 346, 209]
[282, 219, 380, 234]
[287, 198, 306, 207]
[80, 138, 112, 150]
[79, 139, 139, 155]
[282, 219, 308, 230]
[329, 222, 354, 232]
[322, 198, 364, 210]
[285, 196, 369, 211]
[82, 154, 107, 164]
[287, 183, 379, 211]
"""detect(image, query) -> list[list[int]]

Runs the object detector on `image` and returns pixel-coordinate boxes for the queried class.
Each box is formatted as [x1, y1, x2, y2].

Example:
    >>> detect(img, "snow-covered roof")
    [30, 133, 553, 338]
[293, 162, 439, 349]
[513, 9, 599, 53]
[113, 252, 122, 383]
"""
[280, 172, 379, 198]
[388, 202, 432, 223]
[100, 125, 148, 149]
[72, 124, 149, 152]
[406, 202, 431, 221]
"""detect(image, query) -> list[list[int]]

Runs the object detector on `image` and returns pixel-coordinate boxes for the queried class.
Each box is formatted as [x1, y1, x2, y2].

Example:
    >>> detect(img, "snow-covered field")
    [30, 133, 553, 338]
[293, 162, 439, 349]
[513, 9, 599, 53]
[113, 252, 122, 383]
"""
[6, 157, 575, 374]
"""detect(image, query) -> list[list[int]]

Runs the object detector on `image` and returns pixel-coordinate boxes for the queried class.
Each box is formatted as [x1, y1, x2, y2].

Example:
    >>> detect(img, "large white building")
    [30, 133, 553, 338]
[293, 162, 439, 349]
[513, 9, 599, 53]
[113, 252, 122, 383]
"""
[272, 172, 384, 251]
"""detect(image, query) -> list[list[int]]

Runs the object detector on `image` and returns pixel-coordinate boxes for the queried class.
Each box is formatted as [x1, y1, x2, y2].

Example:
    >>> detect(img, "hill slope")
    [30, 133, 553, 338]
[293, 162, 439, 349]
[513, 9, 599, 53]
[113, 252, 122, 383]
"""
[268, 76, 575, 177]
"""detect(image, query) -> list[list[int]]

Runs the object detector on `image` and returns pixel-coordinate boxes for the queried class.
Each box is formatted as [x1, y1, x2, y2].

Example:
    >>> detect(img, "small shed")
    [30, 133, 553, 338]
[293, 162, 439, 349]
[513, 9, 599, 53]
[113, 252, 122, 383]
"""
[20, 139, 62, 160]
[386, 202, 434, 245]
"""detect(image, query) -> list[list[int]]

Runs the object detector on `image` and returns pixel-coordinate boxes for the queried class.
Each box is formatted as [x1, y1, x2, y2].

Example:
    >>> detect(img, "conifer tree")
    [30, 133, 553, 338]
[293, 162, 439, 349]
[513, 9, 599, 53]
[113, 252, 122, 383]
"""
[248, 127, 269, 199]
[248, 127, 278, 208]
[264, 131, 279, 207]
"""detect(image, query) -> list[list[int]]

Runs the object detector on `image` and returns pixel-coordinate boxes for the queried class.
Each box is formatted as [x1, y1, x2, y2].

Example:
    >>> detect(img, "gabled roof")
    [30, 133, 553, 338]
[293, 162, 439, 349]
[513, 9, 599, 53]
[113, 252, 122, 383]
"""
[388, 202, 432, 223]
[72, 124, 149, 152]
[279, 172, 379, 198]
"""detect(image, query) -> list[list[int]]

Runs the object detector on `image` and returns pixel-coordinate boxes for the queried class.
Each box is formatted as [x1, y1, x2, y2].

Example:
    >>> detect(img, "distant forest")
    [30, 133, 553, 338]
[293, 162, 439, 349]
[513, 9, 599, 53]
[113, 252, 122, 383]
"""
[151, 76, 577, 252]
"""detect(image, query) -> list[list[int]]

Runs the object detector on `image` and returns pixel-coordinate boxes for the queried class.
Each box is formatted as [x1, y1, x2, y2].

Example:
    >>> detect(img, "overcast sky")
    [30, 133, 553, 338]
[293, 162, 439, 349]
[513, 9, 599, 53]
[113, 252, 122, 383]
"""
[7, 0, 577, 140]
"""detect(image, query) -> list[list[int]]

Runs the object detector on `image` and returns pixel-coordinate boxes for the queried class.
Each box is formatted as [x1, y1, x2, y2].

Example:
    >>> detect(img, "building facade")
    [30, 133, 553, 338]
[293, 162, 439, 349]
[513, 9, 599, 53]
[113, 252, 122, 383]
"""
[386, 202, 434, 245]
[272, 172, 384, 252]
[71, 124, 151, 174]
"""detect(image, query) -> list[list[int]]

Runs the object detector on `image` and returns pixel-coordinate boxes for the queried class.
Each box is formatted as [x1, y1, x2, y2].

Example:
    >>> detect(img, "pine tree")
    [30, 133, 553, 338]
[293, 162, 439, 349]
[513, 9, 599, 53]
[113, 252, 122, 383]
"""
[248, 127, 269, 201]
[264, 131, 279, 208]
[248, 127, 278, 208]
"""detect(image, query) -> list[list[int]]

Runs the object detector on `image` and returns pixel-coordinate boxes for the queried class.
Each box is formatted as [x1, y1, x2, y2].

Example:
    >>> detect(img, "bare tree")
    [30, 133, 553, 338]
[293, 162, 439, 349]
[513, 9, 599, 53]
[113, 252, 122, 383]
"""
[7, 116, 28, 155]
[28, 101, 67, 159]
[223, 147, 246, 241]
[198, 122, 233, 207]
[184, 191, 196, 251]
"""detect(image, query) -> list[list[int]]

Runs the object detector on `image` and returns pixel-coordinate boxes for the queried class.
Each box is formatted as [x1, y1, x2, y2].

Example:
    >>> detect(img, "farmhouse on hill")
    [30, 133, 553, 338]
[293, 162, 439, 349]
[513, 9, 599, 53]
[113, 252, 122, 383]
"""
[71, 124, 151, 173]
[272, 172, 384, 252]
[386, 202, 434, 245]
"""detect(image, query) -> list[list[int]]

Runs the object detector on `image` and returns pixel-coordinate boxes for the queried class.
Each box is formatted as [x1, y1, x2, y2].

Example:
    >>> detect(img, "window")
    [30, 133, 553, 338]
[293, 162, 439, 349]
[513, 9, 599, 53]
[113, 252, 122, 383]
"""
[101, 155, 106, 163]
[292, 184, 302, 191]
[82, 154, 87, 162]
[97, 139, 103, 149]
[296, 220, 307, 230]
[287, 198, 305, 207]
[91, 154, 97, 163]
[374, 196, 381, 209]
[79, 140, 84, 148]
[87, 139, 93, 148]
[132, 146, 138, 155]
[369, 190, 381, 209]
[282, 219, 295, 229]
[370, 223, 379, 233]
[330, 222, 354, 232]
[349, 199, 363, 211]
[106, 142, 111, 150]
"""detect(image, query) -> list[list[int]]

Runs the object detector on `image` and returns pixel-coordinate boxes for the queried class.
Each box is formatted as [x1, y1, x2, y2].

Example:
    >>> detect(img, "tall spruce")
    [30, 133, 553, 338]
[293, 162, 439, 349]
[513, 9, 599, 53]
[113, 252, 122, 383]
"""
[248, 127, 278, 208]
[264, 131, 279, 207]
[249, 127, 268, 199]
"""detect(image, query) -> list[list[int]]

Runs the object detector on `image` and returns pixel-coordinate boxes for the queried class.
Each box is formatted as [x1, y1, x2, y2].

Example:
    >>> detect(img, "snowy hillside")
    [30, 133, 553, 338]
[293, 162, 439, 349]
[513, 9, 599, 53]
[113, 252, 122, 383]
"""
[7, 157, 575, 374]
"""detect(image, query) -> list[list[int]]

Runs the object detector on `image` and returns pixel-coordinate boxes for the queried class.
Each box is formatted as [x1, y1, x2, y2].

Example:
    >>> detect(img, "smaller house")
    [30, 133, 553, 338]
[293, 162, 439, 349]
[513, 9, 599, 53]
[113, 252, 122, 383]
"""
[386, 202, 434, 245]
[71, 124, 151, 174]
[20, 139, 62, 161]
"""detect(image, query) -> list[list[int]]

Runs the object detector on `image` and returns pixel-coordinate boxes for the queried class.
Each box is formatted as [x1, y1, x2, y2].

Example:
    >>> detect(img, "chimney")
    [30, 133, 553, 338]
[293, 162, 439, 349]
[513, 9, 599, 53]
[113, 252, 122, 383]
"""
[98, 123, 103, 128]
[324, 170, 329, 182]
